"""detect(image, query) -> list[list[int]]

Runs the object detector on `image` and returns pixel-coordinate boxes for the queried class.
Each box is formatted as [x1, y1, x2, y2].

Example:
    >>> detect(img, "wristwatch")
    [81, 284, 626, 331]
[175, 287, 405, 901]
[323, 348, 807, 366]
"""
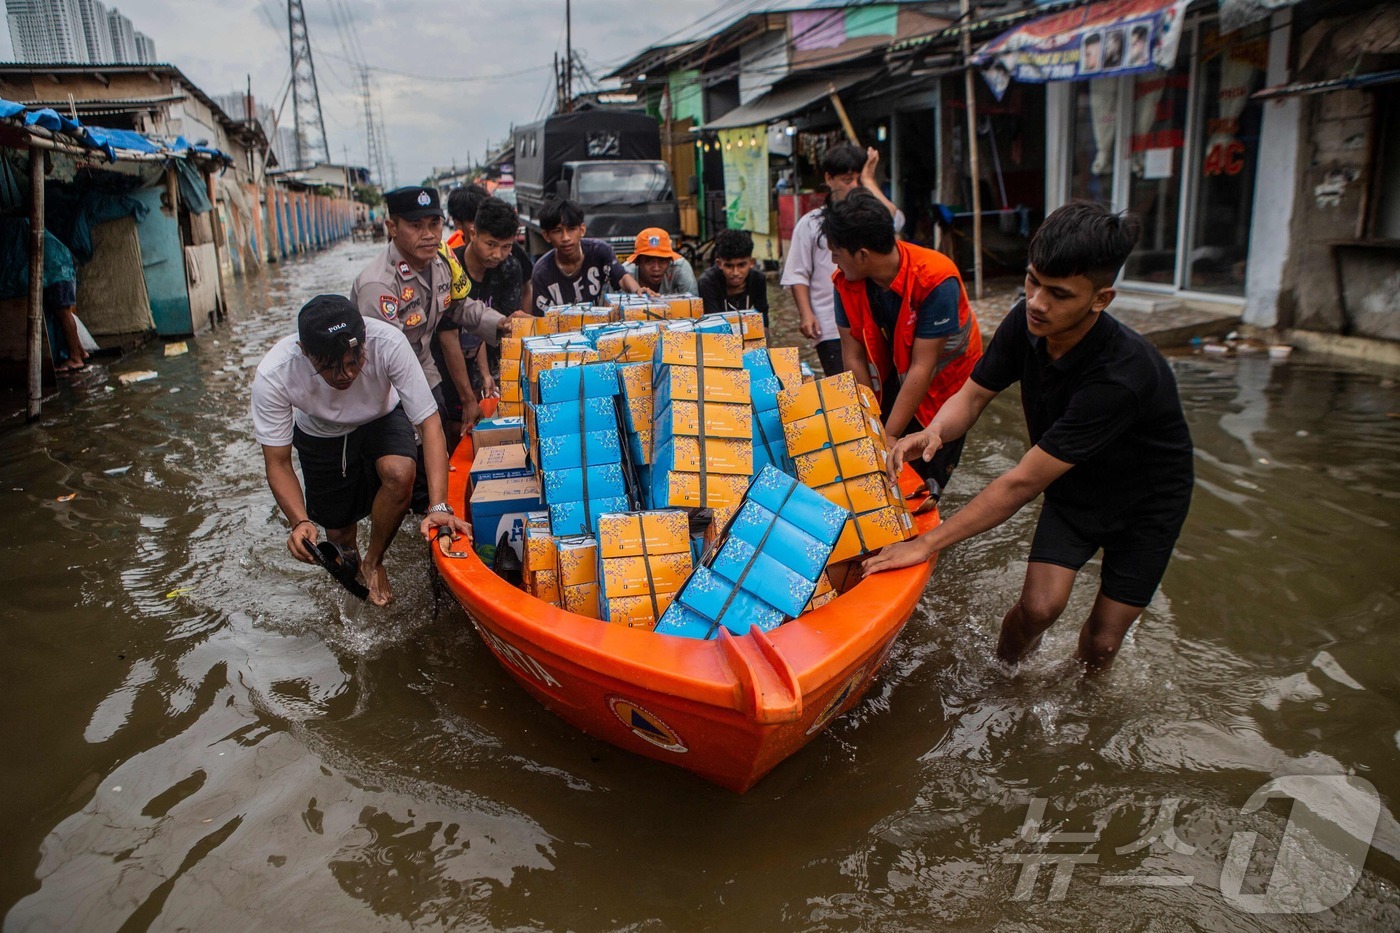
[427, 503, 454, 516]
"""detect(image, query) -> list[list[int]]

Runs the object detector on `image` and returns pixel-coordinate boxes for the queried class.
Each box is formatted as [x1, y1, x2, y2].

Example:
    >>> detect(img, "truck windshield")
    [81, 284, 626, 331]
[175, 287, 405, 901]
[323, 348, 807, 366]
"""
[574, 163, 671, 204]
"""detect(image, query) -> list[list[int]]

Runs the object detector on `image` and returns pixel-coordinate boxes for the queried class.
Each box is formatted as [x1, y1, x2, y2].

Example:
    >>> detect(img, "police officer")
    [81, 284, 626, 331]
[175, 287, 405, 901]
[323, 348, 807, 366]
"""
[352, 186, 511, 400]
[351, 186, 514, 506]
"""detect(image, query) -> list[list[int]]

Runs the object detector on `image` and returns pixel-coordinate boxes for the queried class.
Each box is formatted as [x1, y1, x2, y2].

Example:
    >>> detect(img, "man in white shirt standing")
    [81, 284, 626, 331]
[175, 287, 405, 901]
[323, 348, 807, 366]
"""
[781, 144, 903, 377]
[252, 295, 470, 606]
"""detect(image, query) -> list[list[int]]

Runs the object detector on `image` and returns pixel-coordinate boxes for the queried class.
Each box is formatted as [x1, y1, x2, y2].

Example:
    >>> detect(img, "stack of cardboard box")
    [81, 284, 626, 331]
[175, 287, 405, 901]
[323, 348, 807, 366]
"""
[743, 347, 802, 478]
[597, 509, 693, 630]
[650, 333, 753, 518]
[776, 372, 914, 564]
[522, 514, 601, 618]
[534, 361, 631, 536]
[654, 465, 849, 639]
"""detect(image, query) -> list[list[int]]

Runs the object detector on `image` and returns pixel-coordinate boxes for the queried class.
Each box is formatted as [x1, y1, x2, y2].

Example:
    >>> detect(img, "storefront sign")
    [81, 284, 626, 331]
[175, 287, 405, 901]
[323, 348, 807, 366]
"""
[719, 125, 770, 235]
[972, 0, 1191, 100]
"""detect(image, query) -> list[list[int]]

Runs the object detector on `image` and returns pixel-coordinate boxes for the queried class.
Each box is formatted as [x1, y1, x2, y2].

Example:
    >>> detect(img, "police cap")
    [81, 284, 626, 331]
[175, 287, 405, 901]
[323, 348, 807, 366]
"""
[384, 185, 441, 220]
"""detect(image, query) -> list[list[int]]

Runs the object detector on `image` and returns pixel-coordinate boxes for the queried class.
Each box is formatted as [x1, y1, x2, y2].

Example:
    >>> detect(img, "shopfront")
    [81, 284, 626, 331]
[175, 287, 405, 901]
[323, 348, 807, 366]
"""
[1048, 15, 1271, 300]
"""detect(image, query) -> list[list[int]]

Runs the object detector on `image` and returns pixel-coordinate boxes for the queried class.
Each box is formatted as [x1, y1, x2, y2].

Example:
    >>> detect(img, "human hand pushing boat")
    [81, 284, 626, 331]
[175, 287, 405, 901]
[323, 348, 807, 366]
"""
[862, 203, 1195, 674]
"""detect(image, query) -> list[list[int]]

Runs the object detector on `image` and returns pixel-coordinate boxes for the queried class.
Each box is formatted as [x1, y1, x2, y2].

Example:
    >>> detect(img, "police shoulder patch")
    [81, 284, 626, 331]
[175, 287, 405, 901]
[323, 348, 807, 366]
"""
[396, 260, 413, 280]
[379, 295, 398, 320]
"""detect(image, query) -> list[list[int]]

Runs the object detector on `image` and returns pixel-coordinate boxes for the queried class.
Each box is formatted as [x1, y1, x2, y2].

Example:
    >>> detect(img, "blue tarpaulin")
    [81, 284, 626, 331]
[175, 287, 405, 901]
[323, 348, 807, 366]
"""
[0, 96, 232, 165]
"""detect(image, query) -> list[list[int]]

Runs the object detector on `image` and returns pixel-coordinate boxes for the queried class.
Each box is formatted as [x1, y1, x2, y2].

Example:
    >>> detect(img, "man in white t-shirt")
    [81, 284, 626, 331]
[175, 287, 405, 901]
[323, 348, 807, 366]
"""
[251, 295, 470, 606]
[781, 144, 904, 377]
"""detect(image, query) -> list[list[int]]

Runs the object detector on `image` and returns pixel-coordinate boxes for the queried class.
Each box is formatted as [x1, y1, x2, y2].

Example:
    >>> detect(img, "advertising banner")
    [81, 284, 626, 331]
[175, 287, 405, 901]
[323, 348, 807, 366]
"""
[971, 0, 1190, 100]
[719, 126, 770, 234]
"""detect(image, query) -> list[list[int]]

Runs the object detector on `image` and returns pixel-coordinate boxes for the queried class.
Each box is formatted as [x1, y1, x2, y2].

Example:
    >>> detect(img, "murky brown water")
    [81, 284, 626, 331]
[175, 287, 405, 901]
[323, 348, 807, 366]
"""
[2, 241, 1398, 931]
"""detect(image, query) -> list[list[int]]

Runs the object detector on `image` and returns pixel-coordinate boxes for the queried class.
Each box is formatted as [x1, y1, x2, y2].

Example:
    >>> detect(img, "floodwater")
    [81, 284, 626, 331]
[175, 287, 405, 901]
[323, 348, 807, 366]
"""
[2, 240, 1398, 931]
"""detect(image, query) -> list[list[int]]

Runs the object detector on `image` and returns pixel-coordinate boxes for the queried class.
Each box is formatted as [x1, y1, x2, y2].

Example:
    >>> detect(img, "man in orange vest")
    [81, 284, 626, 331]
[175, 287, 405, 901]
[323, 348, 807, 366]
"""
[825, 190, 982, 502]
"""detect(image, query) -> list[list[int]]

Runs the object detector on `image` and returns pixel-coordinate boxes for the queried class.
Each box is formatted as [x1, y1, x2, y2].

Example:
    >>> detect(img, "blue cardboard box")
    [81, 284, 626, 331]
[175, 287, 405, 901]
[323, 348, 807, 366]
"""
[537, 361, 619, 404]
[537, 430, 623, 472]
[746, 465, 847, 548]
[549, 496, 631, 537]
[534, 396, 618, 439]
[671, 566, 786, 635]
[652, 467, 849, 639]
[543, 461, 629, 505]
[469, 475, 544, 561]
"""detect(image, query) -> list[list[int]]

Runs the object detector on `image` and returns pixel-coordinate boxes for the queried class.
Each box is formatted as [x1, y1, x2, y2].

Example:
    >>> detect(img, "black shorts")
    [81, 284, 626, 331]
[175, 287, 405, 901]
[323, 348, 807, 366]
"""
[293, 405, 417, 530]
[815, 339, 844, 378]
[1028, 497, 1189, 608]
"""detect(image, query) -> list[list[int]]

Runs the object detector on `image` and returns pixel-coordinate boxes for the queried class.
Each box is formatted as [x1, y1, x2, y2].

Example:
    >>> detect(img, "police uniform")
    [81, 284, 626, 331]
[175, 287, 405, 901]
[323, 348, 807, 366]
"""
[350, 186, 506, 392]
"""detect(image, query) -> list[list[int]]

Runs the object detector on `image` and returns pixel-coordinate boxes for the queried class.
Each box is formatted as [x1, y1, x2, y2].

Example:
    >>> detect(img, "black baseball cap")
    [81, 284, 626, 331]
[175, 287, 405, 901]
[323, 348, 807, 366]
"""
[298, 294, 365, 359]
[384, 185, 441, 220]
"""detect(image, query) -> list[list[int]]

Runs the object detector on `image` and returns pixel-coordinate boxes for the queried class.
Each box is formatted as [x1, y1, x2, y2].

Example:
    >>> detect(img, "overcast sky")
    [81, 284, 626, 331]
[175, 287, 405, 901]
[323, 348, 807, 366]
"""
[6, 0, 803, 184]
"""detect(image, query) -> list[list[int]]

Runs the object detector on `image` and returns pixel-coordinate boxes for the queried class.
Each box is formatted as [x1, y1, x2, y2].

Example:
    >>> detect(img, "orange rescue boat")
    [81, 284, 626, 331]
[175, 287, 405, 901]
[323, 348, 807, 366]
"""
[432, 436, 941, 793]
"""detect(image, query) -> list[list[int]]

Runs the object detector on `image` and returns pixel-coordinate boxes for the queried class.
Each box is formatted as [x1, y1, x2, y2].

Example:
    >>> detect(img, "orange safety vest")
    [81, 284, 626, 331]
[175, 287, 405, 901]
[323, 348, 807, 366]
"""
[833, 240, 982, 428]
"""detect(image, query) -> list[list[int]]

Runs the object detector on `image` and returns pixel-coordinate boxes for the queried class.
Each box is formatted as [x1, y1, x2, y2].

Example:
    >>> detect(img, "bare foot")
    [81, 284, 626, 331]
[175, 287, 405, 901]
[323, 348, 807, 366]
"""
[363, 562, 392, 606]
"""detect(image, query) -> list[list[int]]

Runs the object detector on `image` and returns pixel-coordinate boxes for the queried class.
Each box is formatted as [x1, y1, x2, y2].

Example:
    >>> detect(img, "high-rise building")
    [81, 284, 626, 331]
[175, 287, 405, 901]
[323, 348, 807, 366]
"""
[73, 0, 112, 62]
[133, 29, 154, 63]
[6, 0, 87, 63]
[105, 6, 134, 61]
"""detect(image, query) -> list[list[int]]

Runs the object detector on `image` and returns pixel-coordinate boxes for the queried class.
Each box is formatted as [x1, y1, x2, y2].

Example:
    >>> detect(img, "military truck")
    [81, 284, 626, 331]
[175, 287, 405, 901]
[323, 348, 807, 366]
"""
[513, 110, 680, 258]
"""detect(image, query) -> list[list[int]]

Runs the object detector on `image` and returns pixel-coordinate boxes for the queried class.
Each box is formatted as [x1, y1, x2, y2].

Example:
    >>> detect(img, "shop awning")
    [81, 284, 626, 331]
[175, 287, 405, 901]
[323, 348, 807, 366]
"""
[701, 68, 878, 131]
[971, 0, 1191, 101]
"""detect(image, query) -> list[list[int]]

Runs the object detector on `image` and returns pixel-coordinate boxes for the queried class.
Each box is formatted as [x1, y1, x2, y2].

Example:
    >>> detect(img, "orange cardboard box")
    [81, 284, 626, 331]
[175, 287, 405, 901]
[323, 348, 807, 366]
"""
[557, 307, 615, 330]
[814, 473, 899, 516]
[658, 471, 750, 511]
[524, 346, 600, 387]
[657, 400, 752, 439]
[557, 536, 599, 587]
[654, 366, 751, 404]
[765, 347, 802, 389]
[618, 300, 686, 322]
[828, 505, 915, 563]
[665, 295, 704, 317]
[523, 512, 555, 574]
[601, 552, 692, 598]
[777, 371, 861, 423]
[596, 510, 689, 558]
[655, 332, 744, 368]
[783, 405, 872, 457]
[531, 568, 561, 604]
[606, 591, 678, 630]
[668, 436, 754, 476]
[499, 356, 524, 383]
[594, 329, 661, 364]
[496, 400, 524, 417]
[561, 581, 601, 619]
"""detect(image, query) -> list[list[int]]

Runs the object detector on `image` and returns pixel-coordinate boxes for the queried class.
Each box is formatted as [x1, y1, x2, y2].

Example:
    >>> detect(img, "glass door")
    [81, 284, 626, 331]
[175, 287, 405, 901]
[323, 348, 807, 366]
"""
[1120, 59, 1192, 286]
[1182, 24, 1268, 294]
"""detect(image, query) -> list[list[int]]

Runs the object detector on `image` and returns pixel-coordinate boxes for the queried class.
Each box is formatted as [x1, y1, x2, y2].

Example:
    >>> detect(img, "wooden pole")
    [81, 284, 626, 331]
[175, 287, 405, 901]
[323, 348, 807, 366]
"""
[205, 167, 227, 320]
[26, 147, 45, 421]
[827, 85, 860, 145]
[960, 0, 984, 300]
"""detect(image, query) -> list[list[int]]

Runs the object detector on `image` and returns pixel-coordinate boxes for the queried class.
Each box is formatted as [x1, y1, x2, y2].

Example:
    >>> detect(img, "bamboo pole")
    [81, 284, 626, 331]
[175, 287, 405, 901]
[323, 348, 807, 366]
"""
[961, 0, 984, 300]
[26, 147, 45, 421]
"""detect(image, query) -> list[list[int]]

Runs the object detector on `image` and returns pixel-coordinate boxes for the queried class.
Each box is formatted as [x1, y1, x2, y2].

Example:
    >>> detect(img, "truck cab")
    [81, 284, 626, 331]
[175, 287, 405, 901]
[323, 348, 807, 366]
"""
[514, 111, 680, 259]
[552, 160, 678, 259]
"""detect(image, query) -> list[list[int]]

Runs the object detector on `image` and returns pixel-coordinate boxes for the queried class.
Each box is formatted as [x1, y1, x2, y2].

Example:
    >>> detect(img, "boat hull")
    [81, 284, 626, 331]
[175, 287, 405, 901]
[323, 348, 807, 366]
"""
[433, 441, 939, 793]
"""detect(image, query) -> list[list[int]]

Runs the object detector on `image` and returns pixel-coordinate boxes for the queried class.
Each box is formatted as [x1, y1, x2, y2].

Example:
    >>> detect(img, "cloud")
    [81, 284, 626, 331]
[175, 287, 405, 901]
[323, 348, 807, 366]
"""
[88, 0, 734, 184]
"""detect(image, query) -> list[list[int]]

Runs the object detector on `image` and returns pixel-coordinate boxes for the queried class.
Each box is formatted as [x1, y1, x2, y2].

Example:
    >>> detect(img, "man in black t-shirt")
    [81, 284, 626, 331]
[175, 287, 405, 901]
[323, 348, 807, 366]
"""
[697, 228, 769, 326]
[863, 202, 1194, 674]
[529, 198, 642, 314]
